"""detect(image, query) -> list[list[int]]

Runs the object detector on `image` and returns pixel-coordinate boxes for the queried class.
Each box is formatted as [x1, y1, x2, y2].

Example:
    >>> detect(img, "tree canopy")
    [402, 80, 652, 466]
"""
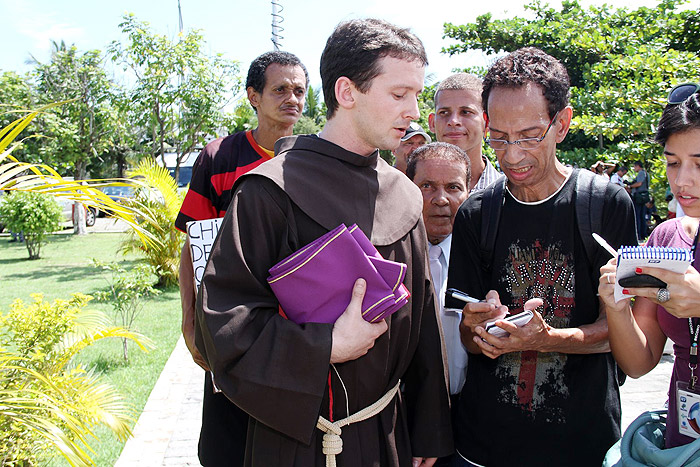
[0, 14, 243, 181]
[109, 14, 241, 179]
[443, 0, 700, 205]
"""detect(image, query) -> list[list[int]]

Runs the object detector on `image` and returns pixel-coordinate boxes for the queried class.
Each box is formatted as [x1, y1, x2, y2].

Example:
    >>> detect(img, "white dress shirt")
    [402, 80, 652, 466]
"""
[610, 173, 624, 186]
[429, 235, 468, 394]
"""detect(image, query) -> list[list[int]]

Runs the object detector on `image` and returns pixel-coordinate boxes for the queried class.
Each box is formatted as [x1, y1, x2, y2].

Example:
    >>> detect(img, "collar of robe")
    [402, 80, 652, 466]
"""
[240, 134, 423, 246]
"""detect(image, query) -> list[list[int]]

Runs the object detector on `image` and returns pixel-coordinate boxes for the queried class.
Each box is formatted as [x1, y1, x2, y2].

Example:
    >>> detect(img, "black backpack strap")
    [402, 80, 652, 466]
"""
[479, 177, 507, 274]
[575, 169, 607, 265]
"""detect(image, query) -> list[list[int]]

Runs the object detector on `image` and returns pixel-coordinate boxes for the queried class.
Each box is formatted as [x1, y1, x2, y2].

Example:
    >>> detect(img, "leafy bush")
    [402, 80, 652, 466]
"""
[119, 158, 185, 287]
[92, 260, 160, 361]
[0, 293, 154, 466]
[0, 191, 62, 259]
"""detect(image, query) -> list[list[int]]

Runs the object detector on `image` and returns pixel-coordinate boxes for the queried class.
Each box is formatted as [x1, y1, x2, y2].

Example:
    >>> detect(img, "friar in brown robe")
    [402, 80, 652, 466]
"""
[195, 18, 453, 467]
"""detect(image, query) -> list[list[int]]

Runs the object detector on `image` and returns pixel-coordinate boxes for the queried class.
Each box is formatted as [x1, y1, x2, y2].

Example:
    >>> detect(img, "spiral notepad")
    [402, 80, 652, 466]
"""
[614, 246, 693, 302]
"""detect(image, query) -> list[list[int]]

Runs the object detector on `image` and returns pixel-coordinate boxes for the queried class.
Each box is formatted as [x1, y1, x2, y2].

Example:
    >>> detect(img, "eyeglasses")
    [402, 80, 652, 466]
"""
[668, 83, 700, 105]
[485, 111, 560, 151]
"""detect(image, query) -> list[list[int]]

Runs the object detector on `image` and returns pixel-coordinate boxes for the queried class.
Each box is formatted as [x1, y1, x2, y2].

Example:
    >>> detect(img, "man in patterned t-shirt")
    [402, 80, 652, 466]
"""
[447, 48, 637, 466]
[175, 50, 308, 467]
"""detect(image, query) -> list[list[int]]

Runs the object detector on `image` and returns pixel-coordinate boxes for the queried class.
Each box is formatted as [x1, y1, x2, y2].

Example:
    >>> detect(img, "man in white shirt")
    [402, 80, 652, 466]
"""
[610, 165, 628, 186]
[428, 73, 501, 193]
[406, 142, 471, 395]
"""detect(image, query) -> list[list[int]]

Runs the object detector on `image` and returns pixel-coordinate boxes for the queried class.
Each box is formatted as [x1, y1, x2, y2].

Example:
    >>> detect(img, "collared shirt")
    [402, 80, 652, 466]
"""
[610, 173, 624, 186]
[429, 234, 468, 394]
[471, 155, 503, 193]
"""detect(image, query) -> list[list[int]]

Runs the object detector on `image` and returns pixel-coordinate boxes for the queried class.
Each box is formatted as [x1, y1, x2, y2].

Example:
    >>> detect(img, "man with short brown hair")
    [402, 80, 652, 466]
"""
[195, 19, 452, 467]
[429, 73, 501, 192]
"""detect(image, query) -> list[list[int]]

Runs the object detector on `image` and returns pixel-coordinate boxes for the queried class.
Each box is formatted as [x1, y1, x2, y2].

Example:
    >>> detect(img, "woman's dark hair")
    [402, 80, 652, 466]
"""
[655, 91, 700, 146]
[482, 47, 570, 119]
[320, 19, 427, 119]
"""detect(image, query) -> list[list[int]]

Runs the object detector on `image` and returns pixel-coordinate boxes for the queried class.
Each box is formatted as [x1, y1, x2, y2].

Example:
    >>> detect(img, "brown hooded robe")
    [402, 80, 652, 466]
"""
[195, 135, 453, 466]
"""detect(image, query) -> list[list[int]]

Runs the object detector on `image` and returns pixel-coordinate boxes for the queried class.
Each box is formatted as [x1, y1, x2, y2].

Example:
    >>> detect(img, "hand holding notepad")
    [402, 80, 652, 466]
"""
[614, 246, 694, 302]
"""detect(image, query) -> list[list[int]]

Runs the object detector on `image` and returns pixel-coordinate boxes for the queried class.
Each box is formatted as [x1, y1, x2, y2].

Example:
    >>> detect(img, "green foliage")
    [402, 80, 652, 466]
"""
[293, 115, 323, 135]
[119, 158, 185, 287]
[92, 261, 159, 361]
[0, 71, 35, 131]
[226, 100, 257, 134]
[0, 191, 62, 259]
[442, 0, 700, 213]
[0, 293, 153, 467]
[32, 41, 119, 179]
[294, 86, 327, 135]
[109, 14, 241, 175]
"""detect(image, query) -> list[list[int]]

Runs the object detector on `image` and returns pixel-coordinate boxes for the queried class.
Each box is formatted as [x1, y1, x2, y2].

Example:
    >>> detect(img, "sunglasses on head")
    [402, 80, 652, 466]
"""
[667, 83, 700, 104]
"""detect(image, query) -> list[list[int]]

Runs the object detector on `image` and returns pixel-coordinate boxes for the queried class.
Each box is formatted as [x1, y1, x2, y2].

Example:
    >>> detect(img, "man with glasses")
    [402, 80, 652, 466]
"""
[446, 47, 637, 466]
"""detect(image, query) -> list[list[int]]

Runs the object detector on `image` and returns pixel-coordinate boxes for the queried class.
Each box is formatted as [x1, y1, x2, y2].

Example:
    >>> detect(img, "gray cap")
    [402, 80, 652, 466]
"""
[401, 122, 431, 143]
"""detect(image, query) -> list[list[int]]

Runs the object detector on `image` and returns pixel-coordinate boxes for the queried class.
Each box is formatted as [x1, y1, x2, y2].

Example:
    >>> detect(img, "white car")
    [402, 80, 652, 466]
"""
[56, 197, 96, 227]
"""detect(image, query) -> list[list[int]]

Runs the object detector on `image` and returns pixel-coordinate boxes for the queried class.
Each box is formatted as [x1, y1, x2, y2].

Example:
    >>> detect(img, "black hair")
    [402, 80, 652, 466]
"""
[406, 142, 471, 188]
[482, 47, 570, 119]
[655, 91, 700, 146]
[320, 18, 427, 119]
[246, 51, 309, 94]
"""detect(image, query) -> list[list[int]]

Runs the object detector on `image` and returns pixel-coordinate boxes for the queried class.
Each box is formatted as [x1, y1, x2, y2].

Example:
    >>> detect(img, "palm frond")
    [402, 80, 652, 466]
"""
[0, 105, 162, 247]
[128, 157, 183, 218]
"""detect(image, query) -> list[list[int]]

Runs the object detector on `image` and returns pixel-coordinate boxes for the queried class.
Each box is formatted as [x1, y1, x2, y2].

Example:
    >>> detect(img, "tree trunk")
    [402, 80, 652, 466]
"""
[122, 338, 129, 362]
[73, 201, 87, 235]
[117, 152, 126, 178]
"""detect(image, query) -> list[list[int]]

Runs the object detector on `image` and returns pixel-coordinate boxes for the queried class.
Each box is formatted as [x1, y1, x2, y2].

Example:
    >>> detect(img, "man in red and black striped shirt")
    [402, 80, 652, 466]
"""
[175, 51, 308, 467]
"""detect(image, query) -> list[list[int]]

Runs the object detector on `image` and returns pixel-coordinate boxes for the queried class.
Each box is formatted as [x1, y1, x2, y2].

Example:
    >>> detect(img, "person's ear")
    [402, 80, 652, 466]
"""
[335, 77, 355, 110]
[247, 86, 260, 111]
[428, 113, 436, 133]
[554, 106, 573, 143]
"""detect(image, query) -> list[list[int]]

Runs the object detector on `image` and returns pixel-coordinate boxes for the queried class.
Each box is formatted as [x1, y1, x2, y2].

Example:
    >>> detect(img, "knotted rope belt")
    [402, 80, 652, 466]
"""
[316, 379, 401, 467]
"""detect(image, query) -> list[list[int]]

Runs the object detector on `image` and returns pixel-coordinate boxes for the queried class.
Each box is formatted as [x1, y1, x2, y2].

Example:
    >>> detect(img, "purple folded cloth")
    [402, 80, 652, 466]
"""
[267, 224, 409, 324]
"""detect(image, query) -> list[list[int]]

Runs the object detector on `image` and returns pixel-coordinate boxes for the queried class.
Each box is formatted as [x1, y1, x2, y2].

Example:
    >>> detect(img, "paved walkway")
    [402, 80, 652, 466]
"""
[115, 337, 203, 467]
[114, 338, 675, 466]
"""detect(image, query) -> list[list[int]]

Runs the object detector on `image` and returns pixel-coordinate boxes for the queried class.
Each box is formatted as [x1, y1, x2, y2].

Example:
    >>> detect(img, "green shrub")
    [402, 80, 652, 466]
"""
[0, 191, 62, 259]
[0, 293, 154, 466]
[92, 260, 160, 361]
[119, 159, 185, 287]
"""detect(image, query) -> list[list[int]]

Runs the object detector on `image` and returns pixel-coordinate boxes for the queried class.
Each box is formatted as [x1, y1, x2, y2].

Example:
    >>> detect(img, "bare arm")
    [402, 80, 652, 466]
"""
[465, 292, 611, 359]
[598, 258, 667, 377]
[179, 238, 209, 370]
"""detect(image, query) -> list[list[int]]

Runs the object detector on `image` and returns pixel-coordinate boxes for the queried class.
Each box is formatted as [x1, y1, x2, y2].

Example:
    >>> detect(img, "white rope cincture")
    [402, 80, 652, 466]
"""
[316, 379, 401, 467]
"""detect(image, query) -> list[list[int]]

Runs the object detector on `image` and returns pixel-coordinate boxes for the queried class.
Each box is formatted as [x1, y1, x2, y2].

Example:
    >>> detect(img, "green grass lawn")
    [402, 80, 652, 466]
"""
[0, 231, 182, 466]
